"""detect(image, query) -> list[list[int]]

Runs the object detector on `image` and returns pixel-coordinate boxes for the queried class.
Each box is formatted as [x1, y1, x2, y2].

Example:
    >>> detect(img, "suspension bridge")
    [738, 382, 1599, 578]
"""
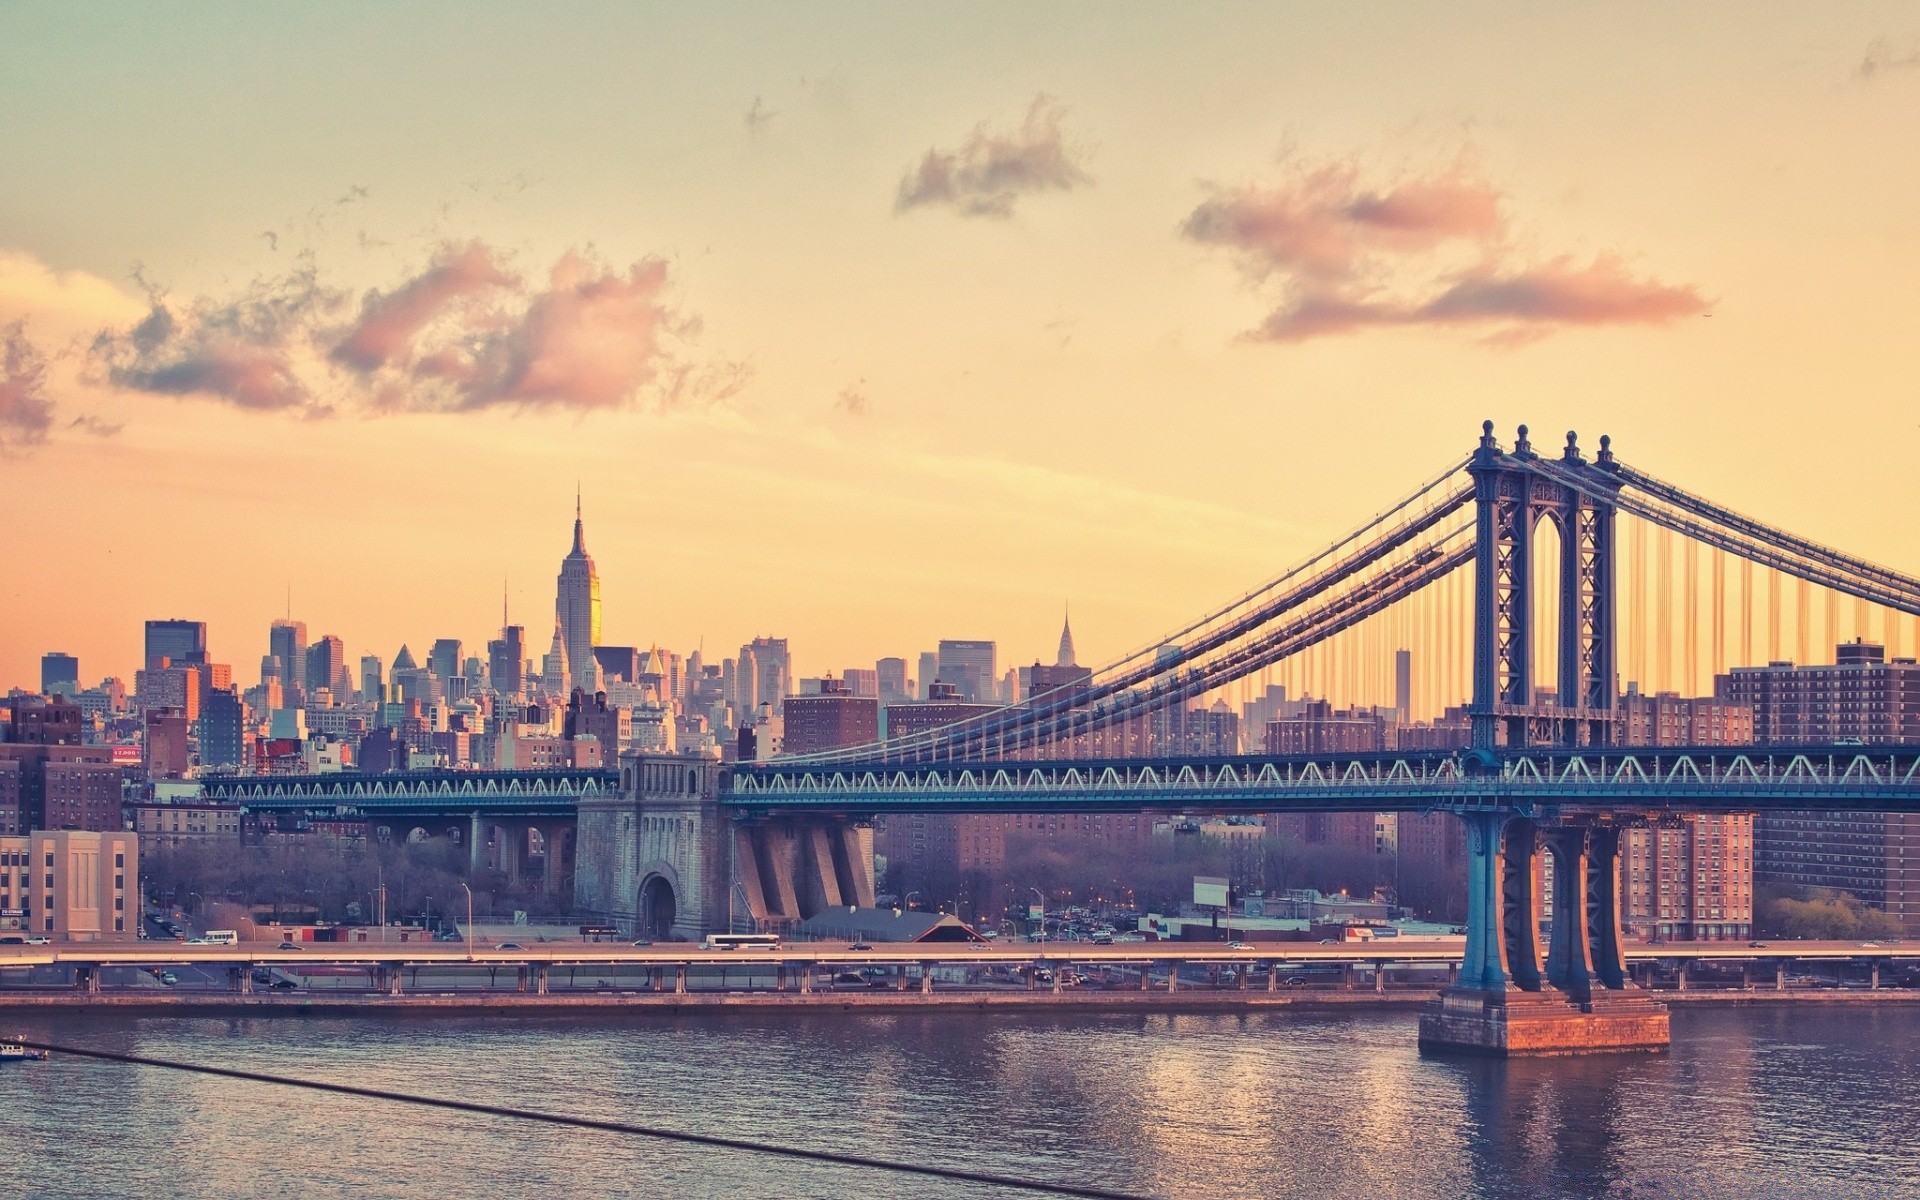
[696, 420, 1920, 1053]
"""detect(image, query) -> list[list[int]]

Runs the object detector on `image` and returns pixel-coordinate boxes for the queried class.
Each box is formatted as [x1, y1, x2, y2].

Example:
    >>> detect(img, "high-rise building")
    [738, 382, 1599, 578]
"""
[936, 640, 997, 703]
[1028, 615, 1093, 702]
[40, 653, 80, 699]
[543, 624, 570, 697]
[739, 637, 791, 715]
[1717, 640, 1920, 743]
[783, 678, 880, 754]
[594, 646, 641, 684]
[200, 687, 245, 770]
[0, 699, 111, 832]
[429, 638, 463, 682]
[916, 652, 938, 701]
[1612, 686, 1757, 941]
[305, 635, 346, 697]
[269, 620, 308, 691]
[144, 619, 207, 671]
[841, 668, 879, 698]
[144, 710, 191, 781]
[876, 657, 909, 703]
[359, 655, 385, 705]
[487, 626, 526, 699]
[556, 494, 602, 694]
[1719, 641, 1920, 934]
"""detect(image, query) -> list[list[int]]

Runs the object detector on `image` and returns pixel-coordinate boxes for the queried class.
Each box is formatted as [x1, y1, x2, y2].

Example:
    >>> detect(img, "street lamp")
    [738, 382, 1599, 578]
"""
[459, 882, 474, 961]
[904, 891, 922, 911]
[1031, 887, 1046, 944]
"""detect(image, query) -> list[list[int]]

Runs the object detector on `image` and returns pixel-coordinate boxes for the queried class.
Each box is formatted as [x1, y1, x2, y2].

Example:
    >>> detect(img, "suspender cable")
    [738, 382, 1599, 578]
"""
[1685, 536, 1699, 696]
[1741, 557, 1754, 668]
[1769, 569, 1782, 663]
[1657, 523, 1674, 693]
[1712, 548, 1726, 680]
[1796, 577, 1811, 669]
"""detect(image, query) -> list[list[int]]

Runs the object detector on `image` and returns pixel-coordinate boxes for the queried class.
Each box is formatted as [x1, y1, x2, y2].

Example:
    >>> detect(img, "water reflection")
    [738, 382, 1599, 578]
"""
[0, 1007, 1912, 1199]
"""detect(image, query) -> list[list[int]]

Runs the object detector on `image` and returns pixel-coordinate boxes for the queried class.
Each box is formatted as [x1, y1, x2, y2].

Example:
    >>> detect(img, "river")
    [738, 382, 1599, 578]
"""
[2, 1005, 1914, 1199]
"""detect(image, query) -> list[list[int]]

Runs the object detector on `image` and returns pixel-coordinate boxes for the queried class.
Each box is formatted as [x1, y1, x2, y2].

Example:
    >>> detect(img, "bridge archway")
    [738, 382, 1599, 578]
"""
[636, 867, 680, 939]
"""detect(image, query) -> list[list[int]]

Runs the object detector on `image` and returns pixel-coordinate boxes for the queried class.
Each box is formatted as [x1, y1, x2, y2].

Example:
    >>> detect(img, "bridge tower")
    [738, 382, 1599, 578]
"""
[1425, 423, 1669, 1055]
[1468, 421, 1621, 751]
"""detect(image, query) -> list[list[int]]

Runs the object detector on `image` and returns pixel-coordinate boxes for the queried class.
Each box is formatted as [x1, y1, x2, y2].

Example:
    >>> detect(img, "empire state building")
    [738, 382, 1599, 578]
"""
[555, 494, 601, 694]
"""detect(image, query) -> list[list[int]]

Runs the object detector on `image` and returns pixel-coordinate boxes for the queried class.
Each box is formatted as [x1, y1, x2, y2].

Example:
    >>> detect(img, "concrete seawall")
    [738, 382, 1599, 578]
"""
[0, 987, 1914, 1017]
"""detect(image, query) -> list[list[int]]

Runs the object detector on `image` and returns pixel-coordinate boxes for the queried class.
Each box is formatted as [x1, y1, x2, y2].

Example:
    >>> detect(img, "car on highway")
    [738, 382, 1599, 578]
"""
[1226, 941, 1255, 951]
[630, 938, 654, 947]
[849, 942, 873, 951]
[496, 942, 525, 951]
[1748, 941, 1768, 948]
[1861, 942, 1883, 949]
[160, 971, 179, 986]
[276, 941, 300, 951]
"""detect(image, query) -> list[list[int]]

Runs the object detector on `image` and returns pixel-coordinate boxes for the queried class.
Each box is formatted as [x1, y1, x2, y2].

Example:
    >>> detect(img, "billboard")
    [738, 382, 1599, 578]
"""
[1193, 876, 1230, 908]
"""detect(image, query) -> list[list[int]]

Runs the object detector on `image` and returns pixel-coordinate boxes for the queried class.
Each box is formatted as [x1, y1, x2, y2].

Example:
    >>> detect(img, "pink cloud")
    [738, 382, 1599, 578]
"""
[0, 321, 55, 454]
[1186, 152, 1706, 345]
[1183, 162, 1503, 284]
[1249, 254, 1708, 343]
[452, 253, 673, 410]
[1420, 255, 1706, 325]
[330, 240, 514, 372]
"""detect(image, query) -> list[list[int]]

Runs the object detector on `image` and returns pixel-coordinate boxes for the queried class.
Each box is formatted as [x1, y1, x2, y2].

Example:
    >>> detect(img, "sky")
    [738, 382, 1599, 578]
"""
[3, 2, 1919, 692]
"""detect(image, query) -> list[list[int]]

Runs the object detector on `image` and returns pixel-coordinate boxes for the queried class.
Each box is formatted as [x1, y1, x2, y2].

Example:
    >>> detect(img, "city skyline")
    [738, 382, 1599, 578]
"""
[5, 6, 1920, 692]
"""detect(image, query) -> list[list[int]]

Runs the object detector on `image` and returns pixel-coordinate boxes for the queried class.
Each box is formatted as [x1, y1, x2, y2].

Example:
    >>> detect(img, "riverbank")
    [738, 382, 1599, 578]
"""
[1, 987, 1915, 1016]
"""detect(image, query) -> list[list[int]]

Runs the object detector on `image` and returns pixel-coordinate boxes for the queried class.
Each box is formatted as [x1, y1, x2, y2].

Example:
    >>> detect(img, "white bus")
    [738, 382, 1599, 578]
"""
[701, 933, 780, 952]
[202, 930, 238, 945]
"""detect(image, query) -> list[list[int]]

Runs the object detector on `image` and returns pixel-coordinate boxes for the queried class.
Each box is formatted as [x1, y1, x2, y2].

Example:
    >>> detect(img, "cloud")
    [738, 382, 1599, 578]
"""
[0, 251, 147, 340]
[1184, 152, 1705, 345]
[895, 95, 1092, 218]
[80, 240, 733, 422]
[0, 321, 55, 455]
[330, 240, 514, 372]
[1184, 162, 1503, 284]
[449, 253, 673, 411]
[95, 256, 341, 412]
[1856, 36, 1920, 81]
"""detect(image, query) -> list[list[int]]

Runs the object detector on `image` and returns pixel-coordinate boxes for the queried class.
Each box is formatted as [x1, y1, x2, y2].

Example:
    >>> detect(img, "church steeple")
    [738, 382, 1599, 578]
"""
[1056, 604, 1077, 668]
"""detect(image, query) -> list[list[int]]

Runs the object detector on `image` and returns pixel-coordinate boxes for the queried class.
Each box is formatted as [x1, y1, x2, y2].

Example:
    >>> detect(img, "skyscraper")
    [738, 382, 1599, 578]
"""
[487, 627, 525, 699]
[429, 638, 463, 682]
[268, 619, 308, 690]
[937, 640, 997, 703]
[144, 620, 207, 670]
[556, 493, 602, 694]
[305, 635, 346, 697]
[40, 652, 79, 698]
[876, 657, 909, 703]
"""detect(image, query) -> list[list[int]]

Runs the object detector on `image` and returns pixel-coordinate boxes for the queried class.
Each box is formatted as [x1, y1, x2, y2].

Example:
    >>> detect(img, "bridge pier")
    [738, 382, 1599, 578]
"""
[1421, 811, 1669, 1056]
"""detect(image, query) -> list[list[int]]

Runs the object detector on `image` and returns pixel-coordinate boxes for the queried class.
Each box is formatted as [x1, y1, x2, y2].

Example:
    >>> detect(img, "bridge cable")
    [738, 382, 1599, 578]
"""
[15, 1038, 1160, 1200]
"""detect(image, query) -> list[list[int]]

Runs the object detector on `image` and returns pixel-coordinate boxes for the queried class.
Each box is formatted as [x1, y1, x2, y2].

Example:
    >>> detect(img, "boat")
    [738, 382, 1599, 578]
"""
[0, 1040, 49, 1063]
